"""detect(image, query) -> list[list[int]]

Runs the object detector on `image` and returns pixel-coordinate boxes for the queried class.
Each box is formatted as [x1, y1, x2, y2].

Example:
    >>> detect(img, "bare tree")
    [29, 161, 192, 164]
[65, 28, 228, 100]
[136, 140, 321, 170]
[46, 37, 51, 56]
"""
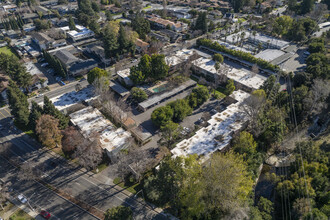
[304, 79, 330, 114]
[73, 138, 103, 170]
[117, 147, 157, 182]
[240, 91, 266, 136]
[251, 64, 259, 77]
[18, 162, 40, 181]
[62, 126, 84, 155]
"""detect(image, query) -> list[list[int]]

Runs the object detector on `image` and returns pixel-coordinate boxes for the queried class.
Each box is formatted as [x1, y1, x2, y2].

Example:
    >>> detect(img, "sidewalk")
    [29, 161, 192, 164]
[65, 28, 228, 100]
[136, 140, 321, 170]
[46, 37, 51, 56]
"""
[3, 195, 38, 220]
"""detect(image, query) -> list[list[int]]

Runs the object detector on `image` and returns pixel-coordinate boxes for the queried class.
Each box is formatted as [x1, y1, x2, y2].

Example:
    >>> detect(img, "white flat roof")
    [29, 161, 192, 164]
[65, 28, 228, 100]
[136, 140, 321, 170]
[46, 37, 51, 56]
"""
[255, 49, 285, 62]
[70, 106, 131, 152]
[192, 57, 266, 90]
[225, 31, 250, 44]
[249, 33, 290, 49]
[117, 68, 130, 78]
[165, 49, 194, 67]
[171, 90, 250, 159]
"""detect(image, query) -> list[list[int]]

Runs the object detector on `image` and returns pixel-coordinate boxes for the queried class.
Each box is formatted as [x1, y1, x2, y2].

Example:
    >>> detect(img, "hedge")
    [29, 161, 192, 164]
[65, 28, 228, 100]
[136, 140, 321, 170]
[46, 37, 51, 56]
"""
[197, 38, 279, 72]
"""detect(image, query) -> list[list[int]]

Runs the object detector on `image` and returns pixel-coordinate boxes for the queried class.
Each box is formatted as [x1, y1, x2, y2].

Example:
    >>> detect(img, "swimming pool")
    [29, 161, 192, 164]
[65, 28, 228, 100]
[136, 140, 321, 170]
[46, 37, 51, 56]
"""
[152, 84, 168, 93]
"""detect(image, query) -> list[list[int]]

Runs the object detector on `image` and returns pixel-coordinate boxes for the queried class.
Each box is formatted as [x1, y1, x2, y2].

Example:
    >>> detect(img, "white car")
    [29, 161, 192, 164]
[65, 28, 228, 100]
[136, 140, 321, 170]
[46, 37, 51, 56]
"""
[17, 194, 27, 203]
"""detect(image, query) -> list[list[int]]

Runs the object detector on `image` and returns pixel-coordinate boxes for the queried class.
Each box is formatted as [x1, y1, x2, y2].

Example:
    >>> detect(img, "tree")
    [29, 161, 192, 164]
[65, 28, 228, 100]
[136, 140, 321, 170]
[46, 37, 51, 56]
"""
[190, 86, 210, 107]
[272, 16, 293, 36]
[195, 12, 208, 33]
[68, 15, 76, 30]
[43, 96, 69, 129]
[130, 66, 145, 84]
[144, 155, 202, 215]
[301, 0, 314, 14]
[131, 13, 150, 40]
[118, 24, 130, 53]
[240, 89, 266, 136]
[138, 54, 152, 78]
[261, 75, 279, 97]
[88, 18, 100, 35]
[309, 42, 325, 53]
[257, 197, 273, 220]
[104, 206, 133, 220]
[6, 81, 30, 126]
[150, 54, 169, 80]
[36, 115, 62, 148]
[160, 121, 180, 147]
[130, 87, 148, 103]
[91, 1, 100, 12]
[61, 126, 83, 155]
[151, 106, 174, 127]
[73, 138, 103, 170]
[87, 67, 108, 84]
[213, 53, 224, 63]
[29, 101, 43, 130]
[103, 22, 119, 58]
[201, 152, 253, 218]
[225, 79, 235, 95]
[168, 99, 192, 122]
[105, 10, 112, 21]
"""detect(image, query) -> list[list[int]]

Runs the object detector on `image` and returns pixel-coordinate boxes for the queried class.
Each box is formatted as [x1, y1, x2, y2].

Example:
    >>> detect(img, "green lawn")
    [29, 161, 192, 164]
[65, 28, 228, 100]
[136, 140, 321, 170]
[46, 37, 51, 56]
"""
[9, 209, 34, 220]
[143, 5, 151, 10]
[113, 177, 141, 194]
[0, 46, 18, 58]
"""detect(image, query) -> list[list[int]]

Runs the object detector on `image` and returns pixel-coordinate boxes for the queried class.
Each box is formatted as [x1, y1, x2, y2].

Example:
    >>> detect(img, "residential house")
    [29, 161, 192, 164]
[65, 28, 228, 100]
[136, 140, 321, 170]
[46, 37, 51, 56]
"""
[85, 44, 111, 66]
[54, 49, 97, 76]
[40, 0, 58, 7]
[147, 15, 186, 32]
[21, 13, 39, 24]
[53, 49, 79, 69]
[23, 24, 36, 32]
[159, 29, 182, 43]
[67, 25, 94, 42]
[69, 59, 98, 76]
[117, 69, 134, 87]
[31, 32, 54, 50]
[148, 32, 170, 43]
[135, 38, 149, 54]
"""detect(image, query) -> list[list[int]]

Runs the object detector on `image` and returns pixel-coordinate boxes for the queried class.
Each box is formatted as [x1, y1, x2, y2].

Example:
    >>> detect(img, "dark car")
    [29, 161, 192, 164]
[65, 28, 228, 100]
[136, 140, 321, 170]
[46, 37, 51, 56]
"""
[40, 210, 51, 219]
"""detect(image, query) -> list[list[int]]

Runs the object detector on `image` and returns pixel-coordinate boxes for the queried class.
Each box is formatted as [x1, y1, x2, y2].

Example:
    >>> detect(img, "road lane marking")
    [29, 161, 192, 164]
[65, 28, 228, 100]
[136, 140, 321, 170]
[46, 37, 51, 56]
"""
[4, 108, 10, 115]
[0, 110, 6, 118]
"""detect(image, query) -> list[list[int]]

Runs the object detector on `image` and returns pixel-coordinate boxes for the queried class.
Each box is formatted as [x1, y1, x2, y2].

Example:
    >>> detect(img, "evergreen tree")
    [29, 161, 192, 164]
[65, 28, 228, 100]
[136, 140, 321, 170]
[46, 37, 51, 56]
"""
[103, 23, 119, 58]
[43, 96, 69, 129]
[6, 80, 30, 126]
[29, 101, 43, 130]
[195, 12, 208, 33]
[118, 24, 129, 53]
[68, 15, 76, 30]
[301, 0, 314, 14]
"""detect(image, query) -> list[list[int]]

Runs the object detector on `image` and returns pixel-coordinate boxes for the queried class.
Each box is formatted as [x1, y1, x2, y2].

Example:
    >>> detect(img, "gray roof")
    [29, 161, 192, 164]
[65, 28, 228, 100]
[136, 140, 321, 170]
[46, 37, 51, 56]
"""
[138, 79, 196, 110]
[54, 49, 79, 66]
[31, 32, 53, 43]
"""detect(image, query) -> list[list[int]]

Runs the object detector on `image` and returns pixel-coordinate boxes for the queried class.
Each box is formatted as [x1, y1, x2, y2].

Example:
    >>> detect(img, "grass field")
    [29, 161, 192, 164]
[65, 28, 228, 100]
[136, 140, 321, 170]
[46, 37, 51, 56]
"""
[0, 46, 18, 58]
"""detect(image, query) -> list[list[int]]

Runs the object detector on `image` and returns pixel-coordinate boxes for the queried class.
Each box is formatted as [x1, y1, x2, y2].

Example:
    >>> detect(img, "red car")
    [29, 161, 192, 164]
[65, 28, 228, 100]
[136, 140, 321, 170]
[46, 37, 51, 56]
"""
[40, 210, 51, 219]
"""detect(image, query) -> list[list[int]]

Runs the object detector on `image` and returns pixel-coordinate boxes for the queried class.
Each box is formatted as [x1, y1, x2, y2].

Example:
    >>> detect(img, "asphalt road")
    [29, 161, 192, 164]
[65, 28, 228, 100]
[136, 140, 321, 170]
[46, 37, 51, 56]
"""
[0, 80, 89, 121]
[0, 118, 167, 220]
[0, 156, 99, 220]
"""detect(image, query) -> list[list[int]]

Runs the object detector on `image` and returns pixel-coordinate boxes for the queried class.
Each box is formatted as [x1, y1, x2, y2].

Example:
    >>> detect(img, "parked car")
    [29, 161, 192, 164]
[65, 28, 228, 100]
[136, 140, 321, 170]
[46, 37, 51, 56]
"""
[41, 63, 49, 68]
[210, 109, 217, 115]
[195, 118, 204, 125]
[40, 210, 51, 219]
[17, 194, 27, 203]
[47, 69, 54, 74]
[303, 51, 310, 56]
[59, 81, 65, 86]
[39, 58, 45, 62]
[36, 94, 43, 98]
